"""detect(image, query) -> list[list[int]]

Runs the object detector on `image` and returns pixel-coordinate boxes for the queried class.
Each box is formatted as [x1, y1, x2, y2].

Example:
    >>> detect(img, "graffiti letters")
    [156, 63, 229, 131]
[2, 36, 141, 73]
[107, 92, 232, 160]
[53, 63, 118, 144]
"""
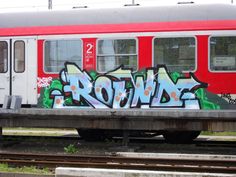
[50, 62, 207, 109]
[221, 93, 236, 105]
[37, 77, 52, 88]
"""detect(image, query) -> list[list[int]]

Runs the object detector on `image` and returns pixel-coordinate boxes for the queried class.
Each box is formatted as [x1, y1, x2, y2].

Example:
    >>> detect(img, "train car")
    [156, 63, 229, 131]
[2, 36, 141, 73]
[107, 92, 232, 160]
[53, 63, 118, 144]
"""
[0, 3, 236, 142]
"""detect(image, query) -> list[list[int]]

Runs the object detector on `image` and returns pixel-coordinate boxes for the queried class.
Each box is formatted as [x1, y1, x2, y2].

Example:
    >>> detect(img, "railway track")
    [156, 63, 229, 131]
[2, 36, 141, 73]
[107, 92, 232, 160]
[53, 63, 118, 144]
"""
[0, 152, 236, 174]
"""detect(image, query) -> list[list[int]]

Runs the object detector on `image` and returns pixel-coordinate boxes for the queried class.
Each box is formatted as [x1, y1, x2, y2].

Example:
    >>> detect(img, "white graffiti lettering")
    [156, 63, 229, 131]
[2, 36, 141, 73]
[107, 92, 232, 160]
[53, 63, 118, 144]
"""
[37, 77, 52, 88]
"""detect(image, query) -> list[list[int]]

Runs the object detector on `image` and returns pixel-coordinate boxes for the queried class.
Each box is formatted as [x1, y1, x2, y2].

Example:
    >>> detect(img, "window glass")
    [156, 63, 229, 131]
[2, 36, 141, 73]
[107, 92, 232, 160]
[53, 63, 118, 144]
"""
[14, 41, 25, 73]
[210, 36, 236, 71]
[154, 37, 196, 72]
[97, 39, 137, 72]
[0, 41, 8, 73]
[44, 40, 82, 72]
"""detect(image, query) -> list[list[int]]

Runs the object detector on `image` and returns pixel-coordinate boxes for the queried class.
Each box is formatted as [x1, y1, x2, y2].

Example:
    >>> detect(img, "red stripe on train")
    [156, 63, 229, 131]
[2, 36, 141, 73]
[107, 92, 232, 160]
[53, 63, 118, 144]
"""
[1, 20, 236, 36]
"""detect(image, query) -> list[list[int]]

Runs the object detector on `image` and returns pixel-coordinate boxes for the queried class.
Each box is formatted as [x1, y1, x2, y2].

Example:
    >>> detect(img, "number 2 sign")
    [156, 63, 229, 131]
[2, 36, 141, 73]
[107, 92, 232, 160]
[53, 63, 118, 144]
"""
[83, 39, 96, 70]
[86, 43, 93, 54]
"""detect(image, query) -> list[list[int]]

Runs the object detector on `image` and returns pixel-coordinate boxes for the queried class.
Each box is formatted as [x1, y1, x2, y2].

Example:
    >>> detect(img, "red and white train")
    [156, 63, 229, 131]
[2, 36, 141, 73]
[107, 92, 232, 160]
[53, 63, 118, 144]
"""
[0, 3, 236, 109]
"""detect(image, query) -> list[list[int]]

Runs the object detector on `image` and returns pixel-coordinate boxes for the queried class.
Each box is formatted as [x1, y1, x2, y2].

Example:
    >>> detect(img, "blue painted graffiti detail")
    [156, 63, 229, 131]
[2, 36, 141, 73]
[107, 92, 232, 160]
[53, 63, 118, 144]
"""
[50, 62, 207, 109]
[151, 67, 202, 109]
[131, 70, 156, 108]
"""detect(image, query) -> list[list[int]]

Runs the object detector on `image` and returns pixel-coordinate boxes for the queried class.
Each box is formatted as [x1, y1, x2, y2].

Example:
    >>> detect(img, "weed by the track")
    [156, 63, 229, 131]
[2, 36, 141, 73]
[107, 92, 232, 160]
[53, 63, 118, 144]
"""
[64, 144, 79, 154]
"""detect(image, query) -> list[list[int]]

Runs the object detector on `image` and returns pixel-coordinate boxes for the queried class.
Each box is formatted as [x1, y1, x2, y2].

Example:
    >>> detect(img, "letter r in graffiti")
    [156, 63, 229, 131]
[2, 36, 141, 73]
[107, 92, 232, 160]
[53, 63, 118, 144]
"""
[61, 62, 107, 108]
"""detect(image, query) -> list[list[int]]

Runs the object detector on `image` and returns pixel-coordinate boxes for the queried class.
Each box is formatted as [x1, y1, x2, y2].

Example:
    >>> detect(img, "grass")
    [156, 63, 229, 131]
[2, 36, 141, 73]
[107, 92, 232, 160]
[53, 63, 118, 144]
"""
[201, 131, 236, 136]
[3, 128, 77, 136]
[3, 127, 75, 131]
[0, 163, 53, 175]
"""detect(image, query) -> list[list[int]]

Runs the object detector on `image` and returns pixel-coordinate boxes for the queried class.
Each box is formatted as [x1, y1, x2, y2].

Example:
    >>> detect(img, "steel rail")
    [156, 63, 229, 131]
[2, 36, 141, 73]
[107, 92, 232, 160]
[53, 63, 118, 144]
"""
[0, 153, 236, 174]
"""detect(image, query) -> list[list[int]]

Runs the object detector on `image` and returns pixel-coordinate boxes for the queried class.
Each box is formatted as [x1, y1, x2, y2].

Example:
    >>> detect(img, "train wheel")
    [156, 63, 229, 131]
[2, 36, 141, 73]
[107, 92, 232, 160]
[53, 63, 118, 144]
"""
[163, 131, 201, 144]
[77, 129, 112, 141]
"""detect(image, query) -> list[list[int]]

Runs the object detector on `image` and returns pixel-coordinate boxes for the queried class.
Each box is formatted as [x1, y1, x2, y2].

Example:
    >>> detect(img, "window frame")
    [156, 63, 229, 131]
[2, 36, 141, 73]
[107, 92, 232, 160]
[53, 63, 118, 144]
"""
[43, 38, 83, 74]
[209, 35, 236, 73]
[0, 41, 8, 73]
[152, 36, 197, 73]
[14, 40, 25, 73]
[96, 37, 138, 73]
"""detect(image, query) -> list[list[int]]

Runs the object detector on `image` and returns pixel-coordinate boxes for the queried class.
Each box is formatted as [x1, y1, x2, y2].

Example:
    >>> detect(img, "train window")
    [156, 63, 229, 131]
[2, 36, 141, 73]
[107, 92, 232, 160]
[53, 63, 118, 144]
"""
[44, 40, 82, 73]
[14, 41, 25, 73]
[210, 37, 236, 71]
[97, 39, 137, 72]
[153, 37, 196, 72]
[0, 41, 8, 73]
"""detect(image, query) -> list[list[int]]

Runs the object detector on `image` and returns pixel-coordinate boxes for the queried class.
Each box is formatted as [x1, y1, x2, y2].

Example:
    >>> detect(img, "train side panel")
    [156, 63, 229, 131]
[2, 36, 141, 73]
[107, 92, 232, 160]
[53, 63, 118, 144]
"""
[35, 31, 236, 110]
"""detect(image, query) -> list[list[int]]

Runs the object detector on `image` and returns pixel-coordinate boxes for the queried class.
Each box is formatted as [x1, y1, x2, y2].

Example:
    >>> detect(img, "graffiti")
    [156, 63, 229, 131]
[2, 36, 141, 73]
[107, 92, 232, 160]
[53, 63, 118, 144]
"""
[48, 62, 207, 109]
[221, 93, 236, 105]
[37, 77, 52, 88]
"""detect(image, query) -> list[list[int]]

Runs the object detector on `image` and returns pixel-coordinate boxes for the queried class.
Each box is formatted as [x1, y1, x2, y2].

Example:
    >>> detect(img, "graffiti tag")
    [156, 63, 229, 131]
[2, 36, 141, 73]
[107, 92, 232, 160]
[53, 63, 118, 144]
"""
[50, 62, 207, 109]
[221, 93, 236, 105]
[37, 77, 52, 88]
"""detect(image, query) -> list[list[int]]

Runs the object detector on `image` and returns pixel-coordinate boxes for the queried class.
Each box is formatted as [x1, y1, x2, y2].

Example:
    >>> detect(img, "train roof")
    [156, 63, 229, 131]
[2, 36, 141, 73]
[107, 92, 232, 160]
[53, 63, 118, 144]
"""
[0, 4, 236, 28]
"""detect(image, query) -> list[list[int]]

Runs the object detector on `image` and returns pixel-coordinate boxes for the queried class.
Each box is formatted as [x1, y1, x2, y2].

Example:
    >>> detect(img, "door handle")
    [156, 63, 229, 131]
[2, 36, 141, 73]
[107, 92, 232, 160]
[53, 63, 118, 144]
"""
[12, 75, 15, 81]
[6, 76, 16, 81]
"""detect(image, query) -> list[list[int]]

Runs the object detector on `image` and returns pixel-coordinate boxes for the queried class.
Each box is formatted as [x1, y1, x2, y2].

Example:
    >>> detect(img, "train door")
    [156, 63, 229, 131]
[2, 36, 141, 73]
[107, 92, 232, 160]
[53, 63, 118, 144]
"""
[0, 40, 9, 104]
[0, 38, 37, 105]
